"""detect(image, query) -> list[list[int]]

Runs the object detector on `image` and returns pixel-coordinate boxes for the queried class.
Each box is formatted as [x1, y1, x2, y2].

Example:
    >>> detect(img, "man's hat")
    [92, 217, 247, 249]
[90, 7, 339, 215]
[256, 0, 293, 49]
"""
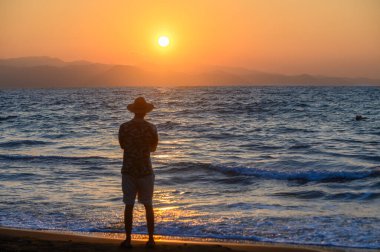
[127, 97, 154, 113]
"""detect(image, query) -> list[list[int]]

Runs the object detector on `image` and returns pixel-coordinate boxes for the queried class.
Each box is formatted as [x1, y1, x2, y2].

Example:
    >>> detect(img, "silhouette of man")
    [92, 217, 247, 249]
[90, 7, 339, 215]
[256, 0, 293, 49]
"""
[118, 97, 158, 249]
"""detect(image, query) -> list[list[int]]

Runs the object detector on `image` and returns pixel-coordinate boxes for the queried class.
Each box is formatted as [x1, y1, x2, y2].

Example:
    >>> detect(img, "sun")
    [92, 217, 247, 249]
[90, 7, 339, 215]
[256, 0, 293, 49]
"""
[158, 36, 170, 47]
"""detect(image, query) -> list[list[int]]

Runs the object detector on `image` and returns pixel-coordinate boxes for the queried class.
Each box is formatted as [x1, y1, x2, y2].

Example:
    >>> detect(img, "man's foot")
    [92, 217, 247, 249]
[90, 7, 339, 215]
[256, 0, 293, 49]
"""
[119, 239, 133, 249]
[145, 240, 156, 249]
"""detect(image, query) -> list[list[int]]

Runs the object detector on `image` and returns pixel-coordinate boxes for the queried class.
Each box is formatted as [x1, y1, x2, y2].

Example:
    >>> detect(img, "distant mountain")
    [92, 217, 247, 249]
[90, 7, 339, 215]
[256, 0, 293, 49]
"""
[0, 56, 96, 67]
[0, 56, 379, 87]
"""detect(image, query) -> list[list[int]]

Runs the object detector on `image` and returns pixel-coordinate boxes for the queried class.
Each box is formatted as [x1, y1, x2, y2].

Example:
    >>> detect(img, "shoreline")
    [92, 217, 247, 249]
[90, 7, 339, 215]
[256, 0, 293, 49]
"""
[0, 227, 374, 252]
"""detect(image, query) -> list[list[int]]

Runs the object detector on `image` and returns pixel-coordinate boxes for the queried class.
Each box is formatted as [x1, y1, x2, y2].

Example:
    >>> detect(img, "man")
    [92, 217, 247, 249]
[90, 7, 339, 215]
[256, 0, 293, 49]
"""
[118, 97, 158, 249]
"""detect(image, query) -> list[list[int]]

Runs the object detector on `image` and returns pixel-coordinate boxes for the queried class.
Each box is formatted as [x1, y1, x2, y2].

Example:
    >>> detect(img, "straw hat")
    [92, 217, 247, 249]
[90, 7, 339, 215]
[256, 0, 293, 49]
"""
[127, 97, 154, 113]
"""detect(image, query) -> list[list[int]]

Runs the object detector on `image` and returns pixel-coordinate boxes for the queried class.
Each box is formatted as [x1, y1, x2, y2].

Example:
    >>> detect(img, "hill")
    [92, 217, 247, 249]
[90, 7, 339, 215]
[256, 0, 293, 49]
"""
[0, 57, 378, 87]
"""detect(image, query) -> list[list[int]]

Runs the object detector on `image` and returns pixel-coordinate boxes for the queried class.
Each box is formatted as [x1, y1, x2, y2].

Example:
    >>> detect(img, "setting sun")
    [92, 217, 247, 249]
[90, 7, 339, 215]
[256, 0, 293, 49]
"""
[158, 36, 170, 47]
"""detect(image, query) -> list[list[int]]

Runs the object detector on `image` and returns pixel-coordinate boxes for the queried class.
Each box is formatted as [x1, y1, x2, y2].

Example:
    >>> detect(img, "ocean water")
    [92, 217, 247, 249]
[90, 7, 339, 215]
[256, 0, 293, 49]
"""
[0, 86, 379, 249]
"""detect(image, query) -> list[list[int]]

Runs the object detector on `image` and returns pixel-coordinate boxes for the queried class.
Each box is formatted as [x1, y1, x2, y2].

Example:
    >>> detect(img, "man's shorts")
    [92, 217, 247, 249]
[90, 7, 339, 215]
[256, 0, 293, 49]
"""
[122, 173, 155, 206]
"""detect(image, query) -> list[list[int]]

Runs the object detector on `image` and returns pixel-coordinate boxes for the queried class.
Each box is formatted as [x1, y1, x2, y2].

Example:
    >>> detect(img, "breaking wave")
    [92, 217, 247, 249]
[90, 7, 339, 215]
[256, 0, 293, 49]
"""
[162, 162, 380, 183]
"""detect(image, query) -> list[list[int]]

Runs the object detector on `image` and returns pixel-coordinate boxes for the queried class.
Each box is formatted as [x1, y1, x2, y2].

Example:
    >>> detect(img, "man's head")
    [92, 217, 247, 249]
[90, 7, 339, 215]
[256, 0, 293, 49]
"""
[127, 97, 154, 117]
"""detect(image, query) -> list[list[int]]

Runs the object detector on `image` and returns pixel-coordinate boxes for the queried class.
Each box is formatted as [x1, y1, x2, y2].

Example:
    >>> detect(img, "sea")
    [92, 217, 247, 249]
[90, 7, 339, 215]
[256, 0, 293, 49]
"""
[0, 86, 379, 249]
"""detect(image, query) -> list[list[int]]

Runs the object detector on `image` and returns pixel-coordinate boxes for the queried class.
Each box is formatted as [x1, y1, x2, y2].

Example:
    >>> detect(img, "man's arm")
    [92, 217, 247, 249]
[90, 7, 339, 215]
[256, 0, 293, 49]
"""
[118, 125, 126, 150]
[150, 126, 158, 152]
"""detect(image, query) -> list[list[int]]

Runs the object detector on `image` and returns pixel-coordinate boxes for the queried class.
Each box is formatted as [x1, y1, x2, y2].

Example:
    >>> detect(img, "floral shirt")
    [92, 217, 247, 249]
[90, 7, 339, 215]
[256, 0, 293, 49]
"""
[119, 118, 158, 178]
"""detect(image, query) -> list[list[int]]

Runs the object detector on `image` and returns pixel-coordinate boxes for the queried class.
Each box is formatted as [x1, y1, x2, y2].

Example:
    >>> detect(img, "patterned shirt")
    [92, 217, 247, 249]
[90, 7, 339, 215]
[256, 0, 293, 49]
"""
[118, 118, 158, 177]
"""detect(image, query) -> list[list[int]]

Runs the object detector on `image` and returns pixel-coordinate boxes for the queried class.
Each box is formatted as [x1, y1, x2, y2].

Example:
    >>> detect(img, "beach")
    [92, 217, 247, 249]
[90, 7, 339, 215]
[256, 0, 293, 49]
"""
[1, 227, 370, 252]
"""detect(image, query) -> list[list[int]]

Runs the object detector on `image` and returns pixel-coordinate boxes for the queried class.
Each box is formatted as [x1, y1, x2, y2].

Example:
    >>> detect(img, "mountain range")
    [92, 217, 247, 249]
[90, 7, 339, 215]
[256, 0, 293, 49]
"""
[0, 56, 378, 88]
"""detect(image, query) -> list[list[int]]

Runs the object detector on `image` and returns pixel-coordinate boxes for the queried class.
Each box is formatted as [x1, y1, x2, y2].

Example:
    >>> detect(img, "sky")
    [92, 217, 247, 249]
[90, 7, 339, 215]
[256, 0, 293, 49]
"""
[1, 0, 380, 78]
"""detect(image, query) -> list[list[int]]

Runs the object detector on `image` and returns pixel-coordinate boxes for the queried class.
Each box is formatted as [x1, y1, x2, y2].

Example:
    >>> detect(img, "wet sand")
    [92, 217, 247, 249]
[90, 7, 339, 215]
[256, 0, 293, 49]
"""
[0, 227, 367, 252]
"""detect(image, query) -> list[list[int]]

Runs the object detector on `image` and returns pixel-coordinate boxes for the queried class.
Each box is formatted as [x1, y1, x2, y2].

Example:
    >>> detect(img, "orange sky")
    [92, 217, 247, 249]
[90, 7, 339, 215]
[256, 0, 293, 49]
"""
[1, 0, 379, 78]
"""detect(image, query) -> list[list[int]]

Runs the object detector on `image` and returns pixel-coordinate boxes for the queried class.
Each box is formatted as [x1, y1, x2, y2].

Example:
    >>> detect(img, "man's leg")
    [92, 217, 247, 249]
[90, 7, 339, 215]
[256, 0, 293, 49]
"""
[122, 173, 138, 246]
[138, 174, 155, 247]
[124, 204, 134, 245]
[144, 204, 155, 243]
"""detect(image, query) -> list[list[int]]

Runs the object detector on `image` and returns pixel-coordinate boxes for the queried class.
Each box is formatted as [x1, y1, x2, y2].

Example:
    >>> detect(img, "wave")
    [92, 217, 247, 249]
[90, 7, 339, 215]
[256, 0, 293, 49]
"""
[0, 172, 38, 181]
[323, 152, 380, 162]
[273, 190, 380, 200]
[41, 134, 67, 139]
[240, 143, 282, 150]
[162, 162, 380, 183]
[289, 144, 311, 149]
[0, 154, 116, 163]
[219, 166, 380, 183]
[0, 140, 53, 148]
[0, 115, 17, 121]
[157, 121, 181, 130]
[3, 216, 379, 249]
[74, 219, 380, 249]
